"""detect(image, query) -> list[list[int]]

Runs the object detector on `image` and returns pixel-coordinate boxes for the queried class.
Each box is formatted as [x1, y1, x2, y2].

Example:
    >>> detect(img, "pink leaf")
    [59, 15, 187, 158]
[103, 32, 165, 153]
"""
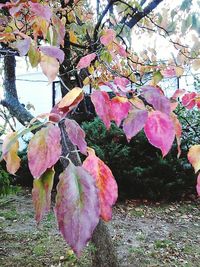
[76, 53, 96, 70]
[114, 77, 129, 92]
[144, 111, 175, 157]
[142, 86, 171, 115]
[100, 29, 116, 46]
[40, 46, 65, 63]
[123, 108, 148, 141]
[196, 173, 200, 196]
[13, 38, 31, 56]
[83, 149, 118, 221]
[28, 124, 61, 178]
[32, 168, 54, 223]
[9, 3, 23, 16]
[65, 118, 87, 155]
[55, 162, 100, 256]
[171, 112, 182, 158]
[30, 2, 52, 22]
[182, 92, 197, 109]
[91, 91, 111, 129]
[171, 89, 186, 100]
[161, 66, 176, 78]
[110, 96, 131, 126]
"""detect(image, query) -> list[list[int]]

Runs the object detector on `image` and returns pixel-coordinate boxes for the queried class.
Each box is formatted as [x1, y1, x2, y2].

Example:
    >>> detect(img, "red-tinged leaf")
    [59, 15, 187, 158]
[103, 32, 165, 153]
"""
[76, 53, 96, 70]
[171, 112, 182, 158]
[2, 132, 21, 175]
[144, 111, 175, 157]
[12, 38, 31, 56]
[171, 89, 186, 100]
[142, 86, 171, 115]
[91, 91, 111, 129]
[32, 168, 54, 223]
[182, 92, 197, 109]
[58, 87, 83, 110]
[196, 173, 200, 196]
[65, 118, 87, 155]
[123, 108, 148, 141]
[28, 124, 61, 178]
[114, 77, 129, 92]
[40, 46, 65, 64]
[55, 162, 100, 256]
[83, 149, 118, 221]
[30, 2, 52, 22]
[110, 96, 131, 127]
[188, 145, 200, 173]
[40, 54, 59, 83]
[100, 29, 116, 46]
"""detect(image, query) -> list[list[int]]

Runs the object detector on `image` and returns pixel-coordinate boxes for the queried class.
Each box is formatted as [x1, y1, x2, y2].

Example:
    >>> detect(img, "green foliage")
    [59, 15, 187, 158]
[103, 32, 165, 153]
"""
[0, 165, 19, 196]
[82, 118, 196, 200]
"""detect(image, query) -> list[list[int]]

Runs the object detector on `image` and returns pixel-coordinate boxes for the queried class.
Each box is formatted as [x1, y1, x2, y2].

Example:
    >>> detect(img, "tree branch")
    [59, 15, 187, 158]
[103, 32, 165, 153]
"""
[126, 0, 164, 28]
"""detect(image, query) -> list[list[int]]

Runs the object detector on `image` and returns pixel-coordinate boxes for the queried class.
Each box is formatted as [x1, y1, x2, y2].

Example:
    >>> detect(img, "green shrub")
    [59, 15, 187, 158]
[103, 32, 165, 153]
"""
[0, 165, 20, 196]
[82, 117, 196, 200]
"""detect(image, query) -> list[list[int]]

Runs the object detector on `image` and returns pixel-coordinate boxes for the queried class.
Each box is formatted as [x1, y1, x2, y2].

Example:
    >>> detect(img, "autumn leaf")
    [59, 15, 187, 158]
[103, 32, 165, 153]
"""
[58, 87, 83, 110]
[182, 92, 197, 109]
[28, 44, 41, 67]
[83, 149, 118, 221]
[144, 111, 175, 157]
[55, 162, 100, 256]
[30, 2, 52, 22]
[11, 38, 31, 56]
[114, 77, 129, 92]
[196, 173, 200, 196]
[110, 96, 131, 127]
[123, 108, 148, 141]
[188, 145, 200, 173]
[171, 112, 182, 158]
[76, 53, 96, 70]
[100, 29, 116, 46]
[32, 168, 55, 223]
[28, 124, 61, 178]
[40, 54, 59, 83]
[2, 132, 21, 175]
[65, 118, 87, 155]
[91, 91, 111, 129]
[40, 46, 65, 63]
[142, 86, 171, 115]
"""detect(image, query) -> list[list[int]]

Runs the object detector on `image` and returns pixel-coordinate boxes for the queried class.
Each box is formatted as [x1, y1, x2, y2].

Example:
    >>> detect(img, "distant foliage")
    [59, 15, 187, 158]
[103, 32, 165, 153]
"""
[82, 118, 196, 200]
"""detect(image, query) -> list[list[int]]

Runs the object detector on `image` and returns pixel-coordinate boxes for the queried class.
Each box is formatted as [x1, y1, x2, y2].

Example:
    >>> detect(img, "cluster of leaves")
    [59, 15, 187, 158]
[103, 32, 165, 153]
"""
[0, 0, 200, 257]
[83, 117, 196, 200]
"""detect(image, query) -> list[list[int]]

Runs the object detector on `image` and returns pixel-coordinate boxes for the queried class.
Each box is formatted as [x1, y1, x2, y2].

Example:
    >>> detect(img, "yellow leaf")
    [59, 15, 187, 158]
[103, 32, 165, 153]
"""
[192, 59, 200, 71]
[188, 145, 200, 173]
[175, 66, 184, 77]
[88, 65, 94, 75]
[83, 77, 90, 85]
[2, 132, 21, 175]
[69, 30, 77, 43]
[58, 87, 83, 109]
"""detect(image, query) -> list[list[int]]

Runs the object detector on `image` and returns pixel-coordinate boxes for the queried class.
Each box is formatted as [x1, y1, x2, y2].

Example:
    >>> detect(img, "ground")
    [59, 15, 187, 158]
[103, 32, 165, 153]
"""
[0, 189, 199, 267]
